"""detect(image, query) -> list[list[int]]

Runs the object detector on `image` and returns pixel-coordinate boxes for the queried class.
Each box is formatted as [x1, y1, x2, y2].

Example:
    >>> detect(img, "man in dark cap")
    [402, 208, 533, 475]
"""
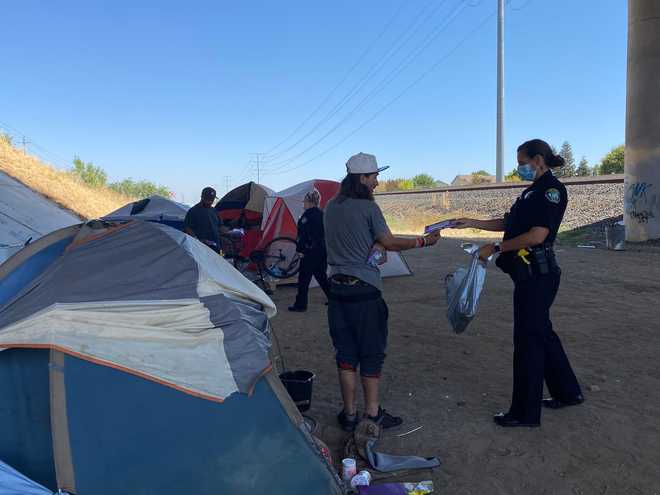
[184, 187, 221, 252]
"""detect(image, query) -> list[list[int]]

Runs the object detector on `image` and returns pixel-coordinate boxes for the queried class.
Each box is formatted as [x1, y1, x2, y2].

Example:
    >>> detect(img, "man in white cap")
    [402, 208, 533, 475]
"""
[324, 152, 441, 432]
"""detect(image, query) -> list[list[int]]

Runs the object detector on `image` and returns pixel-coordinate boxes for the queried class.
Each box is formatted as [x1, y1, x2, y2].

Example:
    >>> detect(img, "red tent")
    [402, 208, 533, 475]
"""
[258, 179, 340, 250]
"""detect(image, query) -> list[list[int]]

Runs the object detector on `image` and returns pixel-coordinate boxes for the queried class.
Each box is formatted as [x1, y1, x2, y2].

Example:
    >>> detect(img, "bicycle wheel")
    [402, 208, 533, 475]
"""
[262, 237, 301, 279]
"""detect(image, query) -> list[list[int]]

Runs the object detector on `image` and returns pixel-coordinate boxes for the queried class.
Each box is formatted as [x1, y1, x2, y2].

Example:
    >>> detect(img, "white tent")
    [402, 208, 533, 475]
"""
[0, 171, 79, 264]
[103, 195, 189, 224]
[261, 179, 412, 284]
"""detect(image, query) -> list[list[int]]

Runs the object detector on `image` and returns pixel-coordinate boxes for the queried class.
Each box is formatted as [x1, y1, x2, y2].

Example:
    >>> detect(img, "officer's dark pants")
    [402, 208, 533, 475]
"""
[510, 270, 582, 423]
[294, 249, 330, 309]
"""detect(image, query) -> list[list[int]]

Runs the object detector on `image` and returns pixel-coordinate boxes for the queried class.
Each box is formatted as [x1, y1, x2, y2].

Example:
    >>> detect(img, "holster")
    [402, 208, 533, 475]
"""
[496, 244, 558, 283]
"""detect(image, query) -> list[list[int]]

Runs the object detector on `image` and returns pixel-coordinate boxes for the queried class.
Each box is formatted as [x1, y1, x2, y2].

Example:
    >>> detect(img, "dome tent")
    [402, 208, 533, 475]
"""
[102, 195, 190, 230]
[259, 179, 412, 283]
[0, 220, 342, 495]
[216, 181, 274, 225]
[216, 182, 275, 258]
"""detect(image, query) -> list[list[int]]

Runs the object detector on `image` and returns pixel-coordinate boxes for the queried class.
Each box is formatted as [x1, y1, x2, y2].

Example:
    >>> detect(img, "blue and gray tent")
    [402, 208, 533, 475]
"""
[0, 220, 342, 494]
[102, 195, 190, 230]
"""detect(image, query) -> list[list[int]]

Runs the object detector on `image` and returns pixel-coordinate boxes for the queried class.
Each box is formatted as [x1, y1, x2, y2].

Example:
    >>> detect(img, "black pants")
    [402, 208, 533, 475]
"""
[293, 249, 330, 309]
[510, 269, 582, 423]
[327, 281, 389, 377]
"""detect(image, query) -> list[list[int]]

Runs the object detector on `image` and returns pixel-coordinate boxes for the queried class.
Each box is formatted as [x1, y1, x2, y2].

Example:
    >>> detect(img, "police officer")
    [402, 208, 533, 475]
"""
[184, 187, 221, 252]
[289, 189, 331, 312]
[454, 139, 583, 428]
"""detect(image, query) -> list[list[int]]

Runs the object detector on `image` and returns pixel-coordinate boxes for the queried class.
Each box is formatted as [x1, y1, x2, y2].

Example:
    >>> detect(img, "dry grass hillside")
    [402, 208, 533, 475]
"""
[0, 139, 133, 219]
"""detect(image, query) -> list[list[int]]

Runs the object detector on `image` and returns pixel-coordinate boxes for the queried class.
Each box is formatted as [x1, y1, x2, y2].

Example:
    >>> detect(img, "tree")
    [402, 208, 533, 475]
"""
[505, 169, 521, 182]
[472, 170, 490, 176]
[411, 173, 436, 188]
[109, 178, 172, 198]
[576, 156, 591, 176]
[556, 141, 576, 177]
[71, 157, 108, 188]
[598, 145, 624, 175]
[0, 133, 13, 145]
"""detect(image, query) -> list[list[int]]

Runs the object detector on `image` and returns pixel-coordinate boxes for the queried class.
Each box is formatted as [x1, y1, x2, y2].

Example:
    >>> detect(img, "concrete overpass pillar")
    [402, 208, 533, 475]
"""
[625, 0, 660, 241]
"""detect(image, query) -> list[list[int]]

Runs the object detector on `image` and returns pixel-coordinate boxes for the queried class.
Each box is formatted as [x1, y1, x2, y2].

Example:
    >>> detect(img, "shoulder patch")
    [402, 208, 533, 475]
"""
[545, 188, 561, 204]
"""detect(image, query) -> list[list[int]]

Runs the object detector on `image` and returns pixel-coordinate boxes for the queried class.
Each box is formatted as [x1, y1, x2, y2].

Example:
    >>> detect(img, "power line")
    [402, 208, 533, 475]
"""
[262, 0, 468, 173]
[265, 6, 497, 177]
[0, 120, 72, 170]
[259, 0, 448, 163]
[261, 0, 409, 157]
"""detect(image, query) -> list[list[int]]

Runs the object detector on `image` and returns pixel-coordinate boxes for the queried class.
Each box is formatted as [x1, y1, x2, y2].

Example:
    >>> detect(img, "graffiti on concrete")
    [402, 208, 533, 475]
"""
[625, 182, 658, 224]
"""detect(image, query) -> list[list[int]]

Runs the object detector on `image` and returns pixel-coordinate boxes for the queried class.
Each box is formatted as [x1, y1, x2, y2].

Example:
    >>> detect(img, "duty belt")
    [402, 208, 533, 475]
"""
[497, 242, 558, 281]
[330, 274, 366, 286]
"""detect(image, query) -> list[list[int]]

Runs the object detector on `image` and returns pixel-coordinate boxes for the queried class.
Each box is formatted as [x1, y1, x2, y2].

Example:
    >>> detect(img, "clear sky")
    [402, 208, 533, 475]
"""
[1, 0, 627, 203]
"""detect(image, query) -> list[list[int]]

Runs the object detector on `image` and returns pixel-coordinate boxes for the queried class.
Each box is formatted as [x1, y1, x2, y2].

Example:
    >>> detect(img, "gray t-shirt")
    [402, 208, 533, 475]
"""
[324, 196, 390, 290]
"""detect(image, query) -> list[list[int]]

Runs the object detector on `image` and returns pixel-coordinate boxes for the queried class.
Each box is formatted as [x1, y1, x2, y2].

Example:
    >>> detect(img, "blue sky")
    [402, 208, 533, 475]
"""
[1, 1, 627, 203]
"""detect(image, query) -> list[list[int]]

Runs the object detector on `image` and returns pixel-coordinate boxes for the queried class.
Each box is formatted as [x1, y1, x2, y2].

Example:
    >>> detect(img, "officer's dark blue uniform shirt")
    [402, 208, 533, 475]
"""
[296, 206, 325, 254]
[503, 170, 568, 244]
[184, 202, 220, 246]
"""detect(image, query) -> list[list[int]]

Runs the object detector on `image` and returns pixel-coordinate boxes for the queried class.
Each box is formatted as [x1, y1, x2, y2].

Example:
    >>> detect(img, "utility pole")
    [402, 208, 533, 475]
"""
[496, 0, 504, 182]
[21, 136, 31, 154]
[250, 153, 265, 184]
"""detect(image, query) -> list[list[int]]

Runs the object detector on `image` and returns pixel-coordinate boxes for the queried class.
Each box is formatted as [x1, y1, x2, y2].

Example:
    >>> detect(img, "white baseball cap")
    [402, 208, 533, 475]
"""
[346, 152, 390, 175]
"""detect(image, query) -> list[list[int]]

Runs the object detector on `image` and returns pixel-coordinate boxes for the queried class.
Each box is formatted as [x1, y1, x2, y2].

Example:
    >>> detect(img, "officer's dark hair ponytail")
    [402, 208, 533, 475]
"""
[517, 139, 565, 169]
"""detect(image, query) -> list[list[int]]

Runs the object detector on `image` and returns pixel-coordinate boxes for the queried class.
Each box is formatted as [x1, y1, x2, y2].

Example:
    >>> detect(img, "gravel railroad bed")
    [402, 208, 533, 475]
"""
[376, 182, 624, 232]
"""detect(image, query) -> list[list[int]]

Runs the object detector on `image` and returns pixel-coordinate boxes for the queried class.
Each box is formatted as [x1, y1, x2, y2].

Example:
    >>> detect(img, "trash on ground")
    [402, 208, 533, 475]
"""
[395, 425, 424, 438]
[357, 480, 434, 494]
[366, 439, 440, 473]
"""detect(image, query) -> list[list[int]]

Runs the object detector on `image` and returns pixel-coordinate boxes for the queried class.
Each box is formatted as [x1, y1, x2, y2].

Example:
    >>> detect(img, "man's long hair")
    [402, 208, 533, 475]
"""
[336, 173, 374, 203]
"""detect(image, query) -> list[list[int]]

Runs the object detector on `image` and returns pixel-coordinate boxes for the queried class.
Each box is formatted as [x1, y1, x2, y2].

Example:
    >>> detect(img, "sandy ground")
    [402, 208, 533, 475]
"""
[269, 239, 660, 495]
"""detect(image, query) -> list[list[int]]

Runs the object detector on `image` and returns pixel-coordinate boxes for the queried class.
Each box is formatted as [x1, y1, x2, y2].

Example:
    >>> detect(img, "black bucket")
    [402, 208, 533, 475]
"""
[279, 370, 315, 412]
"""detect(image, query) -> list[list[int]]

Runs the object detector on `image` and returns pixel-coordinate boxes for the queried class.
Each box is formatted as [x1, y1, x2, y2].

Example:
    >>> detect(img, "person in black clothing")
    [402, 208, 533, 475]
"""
[184, 187, 221, 252]
[288, 189, 331, 312]
[453, 139, 583, 428]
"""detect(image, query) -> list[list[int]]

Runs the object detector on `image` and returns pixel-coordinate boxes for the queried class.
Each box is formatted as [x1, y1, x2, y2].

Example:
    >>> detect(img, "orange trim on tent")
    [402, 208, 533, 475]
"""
[0, 343, 227, 403]
[66, 221, 135, 251]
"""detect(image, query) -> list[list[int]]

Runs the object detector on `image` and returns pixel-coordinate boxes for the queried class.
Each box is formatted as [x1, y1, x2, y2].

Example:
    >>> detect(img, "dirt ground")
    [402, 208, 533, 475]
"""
[269, 238, 660, 495]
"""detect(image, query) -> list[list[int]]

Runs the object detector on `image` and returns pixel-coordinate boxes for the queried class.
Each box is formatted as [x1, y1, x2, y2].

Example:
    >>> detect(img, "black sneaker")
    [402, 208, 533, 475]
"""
[366, 406, 403, 429]
[288, 305, 306, 312]
[337, 410, 359, 432]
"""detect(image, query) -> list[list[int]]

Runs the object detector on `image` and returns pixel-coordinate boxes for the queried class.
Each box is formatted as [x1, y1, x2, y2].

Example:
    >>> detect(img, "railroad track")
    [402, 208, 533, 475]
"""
[375, 174, 624, 196]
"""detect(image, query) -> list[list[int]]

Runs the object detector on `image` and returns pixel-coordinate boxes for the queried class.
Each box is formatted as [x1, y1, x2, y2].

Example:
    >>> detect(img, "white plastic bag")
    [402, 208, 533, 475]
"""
[445, 243, 487, 334]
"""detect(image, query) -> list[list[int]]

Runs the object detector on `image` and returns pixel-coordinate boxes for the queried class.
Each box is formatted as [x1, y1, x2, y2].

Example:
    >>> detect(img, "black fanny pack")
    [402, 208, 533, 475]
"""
[496, 243, 559, 282]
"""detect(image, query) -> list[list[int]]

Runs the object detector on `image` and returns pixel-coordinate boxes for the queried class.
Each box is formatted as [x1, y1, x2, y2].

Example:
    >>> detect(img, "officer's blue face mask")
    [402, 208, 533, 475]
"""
[517, 163, 537, 181]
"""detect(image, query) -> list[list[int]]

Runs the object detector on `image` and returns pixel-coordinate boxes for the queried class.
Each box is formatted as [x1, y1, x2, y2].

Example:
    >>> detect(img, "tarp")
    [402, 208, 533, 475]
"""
[0, 220, 276, 401]
[0, 171, 79, 264]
